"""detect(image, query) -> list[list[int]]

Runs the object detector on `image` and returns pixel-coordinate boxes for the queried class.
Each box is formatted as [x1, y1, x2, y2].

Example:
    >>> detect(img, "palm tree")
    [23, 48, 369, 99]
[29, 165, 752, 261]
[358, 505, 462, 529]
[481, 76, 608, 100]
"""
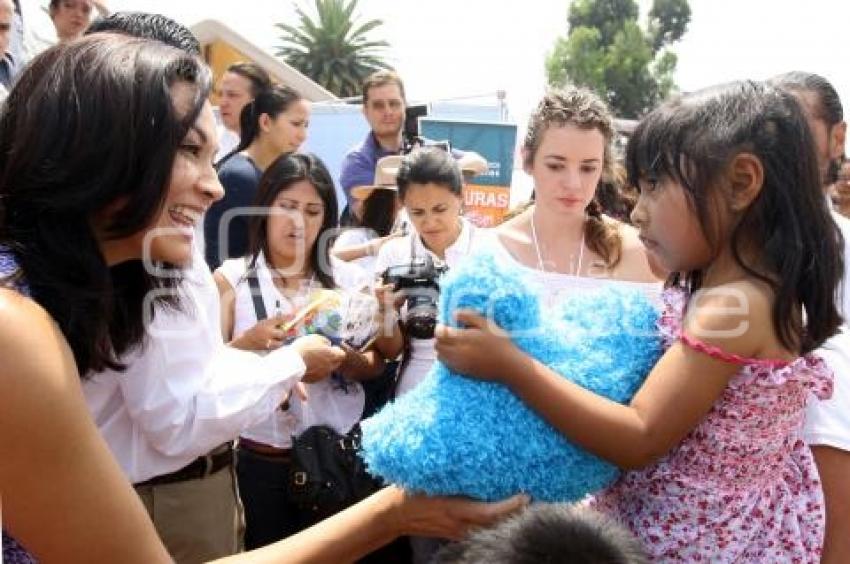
[276, 0, 392, 98]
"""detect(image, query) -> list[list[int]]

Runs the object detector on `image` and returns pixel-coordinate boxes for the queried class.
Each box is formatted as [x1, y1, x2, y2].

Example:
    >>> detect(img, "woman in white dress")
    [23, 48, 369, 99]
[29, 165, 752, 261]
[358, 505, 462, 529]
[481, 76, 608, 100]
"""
[436, 87, 661, 387]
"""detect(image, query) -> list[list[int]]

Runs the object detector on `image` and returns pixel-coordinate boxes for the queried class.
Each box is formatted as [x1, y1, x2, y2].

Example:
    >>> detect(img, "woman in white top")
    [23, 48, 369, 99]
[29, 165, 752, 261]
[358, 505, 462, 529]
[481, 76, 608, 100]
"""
[214, 152, 385, 549]
[435, 87, 660, 394]
[374, 148, 491, 396]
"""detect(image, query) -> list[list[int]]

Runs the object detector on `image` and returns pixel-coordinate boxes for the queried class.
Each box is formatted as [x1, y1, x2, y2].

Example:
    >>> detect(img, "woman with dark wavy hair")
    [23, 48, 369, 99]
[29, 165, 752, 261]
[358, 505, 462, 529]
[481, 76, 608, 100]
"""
[0, 32, 218, 562]
[0, 33, 524, 564]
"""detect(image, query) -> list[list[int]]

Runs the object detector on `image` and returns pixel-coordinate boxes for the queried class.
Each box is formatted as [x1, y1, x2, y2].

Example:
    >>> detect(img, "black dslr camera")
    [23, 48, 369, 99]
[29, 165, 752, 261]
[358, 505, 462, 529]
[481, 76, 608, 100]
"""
[381, 255, 448, 339]
[402, 104, 451, 155]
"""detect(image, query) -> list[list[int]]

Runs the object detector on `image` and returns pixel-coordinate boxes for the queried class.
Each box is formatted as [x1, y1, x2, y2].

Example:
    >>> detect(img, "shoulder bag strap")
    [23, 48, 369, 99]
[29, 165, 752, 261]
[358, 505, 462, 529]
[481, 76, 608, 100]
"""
[245, 257, 268, 321]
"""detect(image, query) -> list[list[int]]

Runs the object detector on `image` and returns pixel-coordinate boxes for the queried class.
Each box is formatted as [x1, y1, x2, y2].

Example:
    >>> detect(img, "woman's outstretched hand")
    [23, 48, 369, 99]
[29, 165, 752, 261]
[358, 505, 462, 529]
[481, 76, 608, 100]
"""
[387, 486, 529, 541]
[434, 310, 523, 384]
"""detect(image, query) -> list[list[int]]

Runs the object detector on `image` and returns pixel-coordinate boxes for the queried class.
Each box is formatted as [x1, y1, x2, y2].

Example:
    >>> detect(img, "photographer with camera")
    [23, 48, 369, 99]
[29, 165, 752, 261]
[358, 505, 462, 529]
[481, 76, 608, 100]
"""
[373, 148, 490, 400]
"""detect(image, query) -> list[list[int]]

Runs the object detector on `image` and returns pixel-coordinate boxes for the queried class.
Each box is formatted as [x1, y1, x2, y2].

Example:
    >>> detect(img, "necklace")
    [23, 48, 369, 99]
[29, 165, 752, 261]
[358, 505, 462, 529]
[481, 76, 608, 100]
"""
[530, 212, 585, 276]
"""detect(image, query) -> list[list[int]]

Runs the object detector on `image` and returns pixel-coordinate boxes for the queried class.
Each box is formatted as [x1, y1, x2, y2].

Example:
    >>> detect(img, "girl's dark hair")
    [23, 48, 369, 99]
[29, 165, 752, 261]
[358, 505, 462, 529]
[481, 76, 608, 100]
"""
[524, 88, 623, 268]
[626, 80, 843, 353]
[596, 164, 638, 224]
[360, 189, 398, 237]
[246, 153, 338, 290]
[0, 34, 211, 375]
[396, 147, 463, 200]
[217, 85, 303, 167]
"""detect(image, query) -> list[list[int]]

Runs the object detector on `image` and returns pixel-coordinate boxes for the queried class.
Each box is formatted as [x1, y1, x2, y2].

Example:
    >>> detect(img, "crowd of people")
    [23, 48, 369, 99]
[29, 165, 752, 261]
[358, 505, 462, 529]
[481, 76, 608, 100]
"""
[0, 5, 849, 564]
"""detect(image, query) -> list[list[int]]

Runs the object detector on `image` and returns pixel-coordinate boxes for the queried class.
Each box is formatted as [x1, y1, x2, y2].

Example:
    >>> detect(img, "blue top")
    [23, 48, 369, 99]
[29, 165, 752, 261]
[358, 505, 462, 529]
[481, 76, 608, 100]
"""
[339, 132, 399, 208]
[204, 153, 262, 269]
[0, 248, 35, 564]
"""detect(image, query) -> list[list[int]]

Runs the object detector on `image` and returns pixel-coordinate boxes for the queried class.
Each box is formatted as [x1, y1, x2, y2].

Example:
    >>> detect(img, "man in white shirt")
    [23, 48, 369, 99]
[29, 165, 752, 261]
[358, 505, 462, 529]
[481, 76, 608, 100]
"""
[773, 71, 850, 563]
[214, 62, 271, 162]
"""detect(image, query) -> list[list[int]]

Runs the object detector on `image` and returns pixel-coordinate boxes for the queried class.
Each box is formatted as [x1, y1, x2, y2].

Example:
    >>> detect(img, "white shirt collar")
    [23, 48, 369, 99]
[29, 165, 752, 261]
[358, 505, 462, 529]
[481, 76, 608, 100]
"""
[410, 217, 475, 266]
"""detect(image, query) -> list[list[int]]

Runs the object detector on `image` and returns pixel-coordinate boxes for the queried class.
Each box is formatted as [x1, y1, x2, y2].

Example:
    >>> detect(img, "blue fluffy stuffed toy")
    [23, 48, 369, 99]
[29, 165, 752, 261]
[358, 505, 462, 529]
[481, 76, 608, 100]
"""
[360, 248, 663, 502]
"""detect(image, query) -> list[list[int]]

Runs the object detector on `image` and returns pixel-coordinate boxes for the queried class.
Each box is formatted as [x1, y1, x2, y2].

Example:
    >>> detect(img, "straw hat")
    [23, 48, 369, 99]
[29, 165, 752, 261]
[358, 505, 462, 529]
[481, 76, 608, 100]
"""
[350, 155, 403, 200]
[456, 151, 489, 177]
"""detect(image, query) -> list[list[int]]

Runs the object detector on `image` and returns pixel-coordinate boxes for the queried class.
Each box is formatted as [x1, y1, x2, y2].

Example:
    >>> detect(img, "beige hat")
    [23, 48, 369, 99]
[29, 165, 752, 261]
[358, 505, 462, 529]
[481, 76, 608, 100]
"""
[350, 155, 403, 200]
[456, 151, 489, 177]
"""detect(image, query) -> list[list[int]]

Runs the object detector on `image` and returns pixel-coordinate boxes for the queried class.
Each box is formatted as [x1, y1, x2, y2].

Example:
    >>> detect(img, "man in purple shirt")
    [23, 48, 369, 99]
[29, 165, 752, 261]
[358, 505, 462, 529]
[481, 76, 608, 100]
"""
[339, 70, 408, 224]
[339, 71, 487, 225]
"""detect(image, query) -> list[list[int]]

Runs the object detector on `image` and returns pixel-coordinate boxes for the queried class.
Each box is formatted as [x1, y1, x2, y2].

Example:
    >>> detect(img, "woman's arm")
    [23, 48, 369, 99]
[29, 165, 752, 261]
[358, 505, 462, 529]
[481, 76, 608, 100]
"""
[0, 290, 170, 563]
[337, 345, 385, 381]
[435, 284, 772, 469]
[213, 486, 528, 564]
[332, 235, 395, 263]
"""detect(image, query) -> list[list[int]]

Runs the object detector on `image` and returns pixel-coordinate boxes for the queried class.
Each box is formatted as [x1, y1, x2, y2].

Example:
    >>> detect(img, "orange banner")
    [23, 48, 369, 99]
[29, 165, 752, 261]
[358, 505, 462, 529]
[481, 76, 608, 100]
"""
[463, 184, 511, 227]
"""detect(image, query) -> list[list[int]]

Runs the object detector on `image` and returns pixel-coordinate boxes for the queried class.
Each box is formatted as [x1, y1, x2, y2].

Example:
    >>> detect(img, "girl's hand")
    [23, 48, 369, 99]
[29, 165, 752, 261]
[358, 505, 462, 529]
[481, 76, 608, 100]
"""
[231, 312, 290, 351]
[434, 310, 523, 384]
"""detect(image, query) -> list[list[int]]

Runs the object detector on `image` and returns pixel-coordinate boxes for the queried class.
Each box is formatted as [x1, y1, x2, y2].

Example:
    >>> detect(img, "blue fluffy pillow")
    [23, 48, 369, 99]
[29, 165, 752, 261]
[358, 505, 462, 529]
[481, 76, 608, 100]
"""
[360, 249, 662, 502]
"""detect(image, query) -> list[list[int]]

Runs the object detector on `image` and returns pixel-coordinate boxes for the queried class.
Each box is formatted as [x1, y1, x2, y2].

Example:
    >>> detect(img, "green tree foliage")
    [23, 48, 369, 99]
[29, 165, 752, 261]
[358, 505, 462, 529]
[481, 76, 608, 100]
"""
[546, 0, 691, 118]
[276, 0, 392, 98]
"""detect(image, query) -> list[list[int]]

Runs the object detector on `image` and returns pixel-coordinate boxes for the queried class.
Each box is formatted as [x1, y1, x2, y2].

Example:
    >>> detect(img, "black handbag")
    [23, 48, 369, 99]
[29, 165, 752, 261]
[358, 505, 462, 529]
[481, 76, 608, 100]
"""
[246, 265, 381, 517]
[286, 424, 381, 518]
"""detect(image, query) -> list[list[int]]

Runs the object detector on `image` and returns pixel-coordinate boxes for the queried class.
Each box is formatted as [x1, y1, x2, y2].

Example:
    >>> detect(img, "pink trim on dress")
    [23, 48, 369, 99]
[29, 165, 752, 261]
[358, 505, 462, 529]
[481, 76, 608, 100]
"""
[678, 332, 791, 368]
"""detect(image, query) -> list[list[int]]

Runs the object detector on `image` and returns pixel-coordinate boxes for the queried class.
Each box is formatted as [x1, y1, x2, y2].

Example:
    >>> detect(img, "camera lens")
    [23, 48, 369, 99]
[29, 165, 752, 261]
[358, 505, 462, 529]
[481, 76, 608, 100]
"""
[405, 298, 438, 339]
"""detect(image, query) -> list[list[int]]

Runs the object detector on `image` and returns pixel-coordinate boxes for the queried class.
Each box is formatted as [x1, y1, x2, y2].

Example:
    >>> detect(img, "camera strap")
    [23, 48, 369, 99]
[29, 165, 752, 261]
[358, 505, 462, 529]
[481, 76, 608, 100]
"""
[245, 258, 268, 322]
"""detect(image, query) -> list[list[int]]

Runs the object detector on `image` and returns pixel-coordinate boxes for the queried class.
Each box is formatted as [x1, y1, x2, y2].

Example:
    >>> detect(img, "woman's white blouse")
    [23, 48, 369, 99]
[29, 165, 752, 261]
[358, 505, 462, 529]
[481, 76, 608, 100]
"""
[217, 253, 370, 448]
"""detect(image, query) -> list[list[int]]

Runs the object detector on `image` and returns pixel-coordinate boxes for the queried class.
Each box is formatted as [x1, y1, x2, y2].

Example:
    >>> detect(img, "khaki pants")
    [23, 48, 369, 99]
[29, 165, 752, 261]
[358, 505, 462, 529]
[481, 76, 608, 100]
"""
[135, 464, 244, 564]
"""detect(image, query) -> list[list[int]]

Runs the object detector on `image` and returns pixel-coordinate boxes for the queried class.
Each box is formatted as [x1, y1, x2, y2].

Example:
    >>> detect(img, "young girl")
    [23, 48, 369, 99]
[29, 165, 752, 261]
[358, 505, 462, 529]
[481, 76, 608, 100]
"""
[204, 84, 310, 268]
[436, 80, 844, 561]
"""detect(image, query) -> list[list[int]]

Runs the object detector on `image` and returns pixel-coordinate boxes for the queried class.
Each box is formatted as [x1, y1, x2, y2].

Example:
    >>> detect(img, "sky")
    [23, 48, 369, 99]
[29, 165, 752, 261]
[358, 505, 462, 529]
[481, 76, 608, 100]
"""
[87, 0, 850, 119]
[27, 0, 850, 195]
